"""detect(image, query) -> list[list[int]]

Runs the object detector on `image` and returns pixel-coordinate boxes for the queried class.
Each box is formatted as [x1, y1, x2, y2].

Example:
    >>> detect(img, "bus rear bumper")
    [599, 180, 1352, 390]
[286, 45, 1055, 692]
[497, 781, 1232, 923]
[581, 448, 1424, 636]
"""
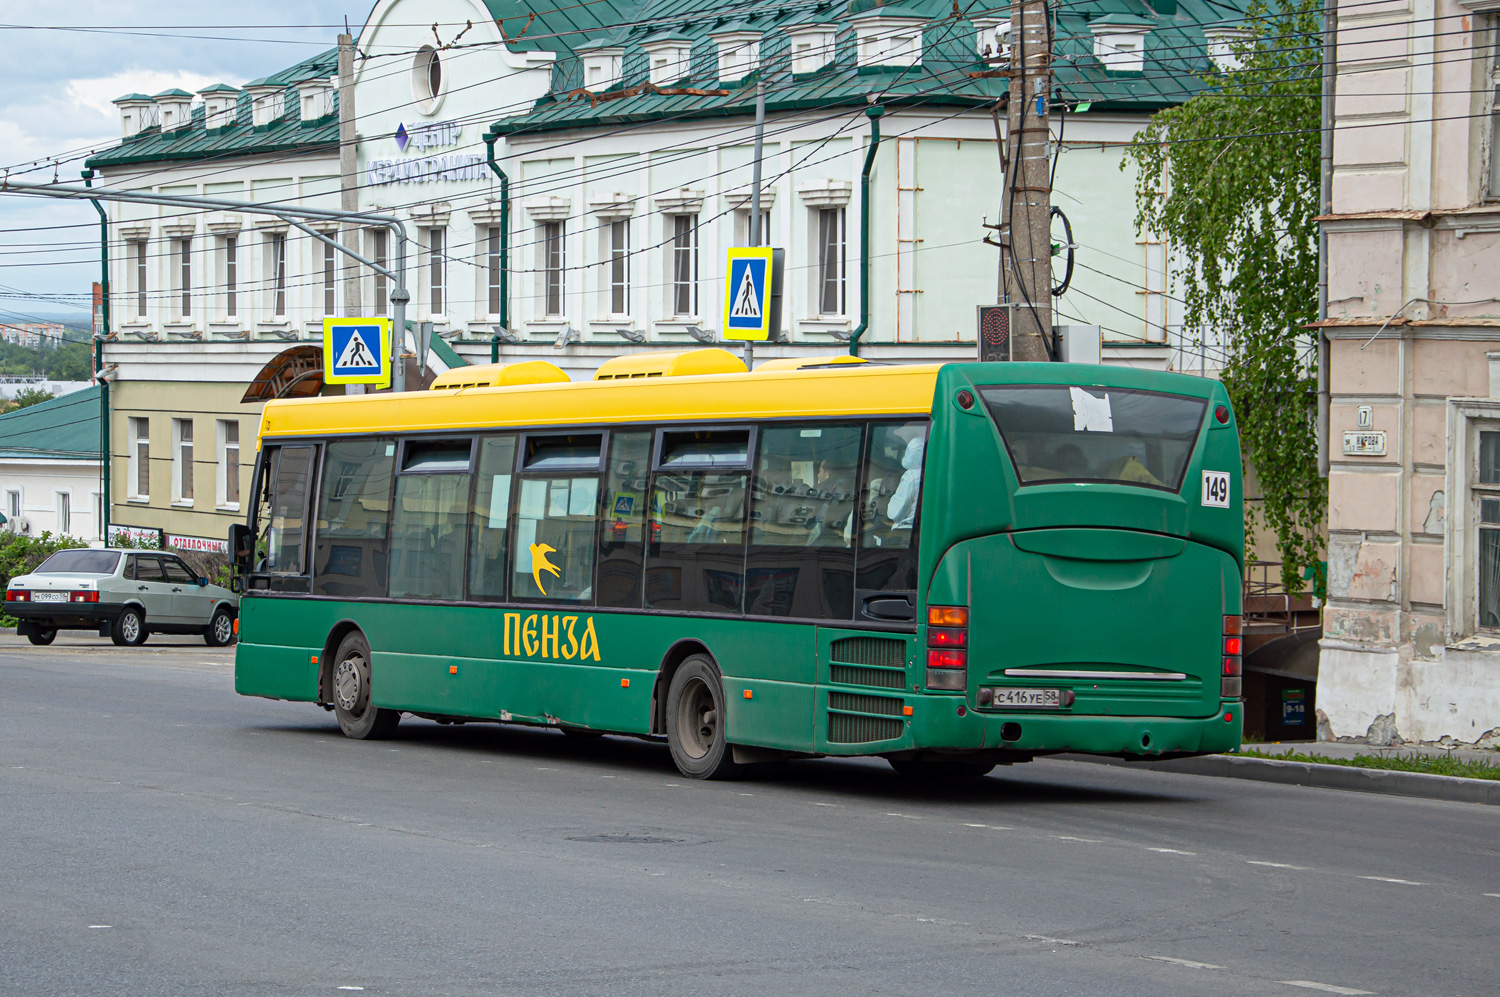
[912, 703, 1243, 759]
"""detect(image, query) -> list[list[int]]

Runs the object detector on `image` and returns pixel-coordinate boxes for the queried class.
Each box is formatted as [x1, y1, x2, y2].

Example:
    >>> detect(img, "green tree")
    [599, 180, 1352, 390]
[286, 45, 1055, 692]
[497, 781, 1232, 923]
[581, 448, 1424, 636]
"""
[11, 386, 55, 409]
[45, 341, 94, 380]
[1123, 0, 1325, 595]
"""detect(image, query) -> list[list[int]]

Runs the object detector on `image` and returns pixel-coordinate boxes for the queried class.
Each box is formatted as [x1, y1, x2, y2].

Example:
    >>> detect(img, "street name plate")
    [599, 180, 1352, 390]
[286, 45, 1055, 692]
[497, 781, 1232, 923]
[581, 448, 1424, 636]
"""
[1342, 430, 1387, 456]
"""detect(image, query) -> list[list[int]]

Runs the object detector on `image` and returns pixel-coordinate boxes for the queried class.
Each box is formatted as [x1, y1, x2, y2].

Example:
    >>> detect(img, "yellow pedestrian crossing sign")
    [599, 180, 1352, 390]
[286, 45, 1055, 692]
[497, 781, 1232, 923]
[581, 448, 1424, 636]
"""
[722, 246, 775, 341]
[323, 318, 392, 387]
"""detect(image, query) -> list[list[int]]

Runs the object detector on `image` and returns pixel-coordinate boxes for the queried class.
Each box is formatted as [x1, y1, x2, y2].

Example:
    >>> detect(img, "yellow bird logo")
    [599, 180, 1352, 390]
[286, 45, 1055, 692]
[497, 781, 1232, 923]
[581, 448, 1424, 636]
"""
[530, 542, 561, 595]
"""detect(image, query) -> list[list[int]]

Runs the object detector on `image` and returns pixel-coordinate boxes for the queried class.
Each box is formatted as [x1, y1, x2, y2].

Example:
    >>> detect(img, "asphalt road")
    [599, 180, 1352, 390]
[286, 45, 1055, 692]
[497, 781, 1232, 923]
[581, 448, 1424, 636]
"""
[2, 637, 1497, 997]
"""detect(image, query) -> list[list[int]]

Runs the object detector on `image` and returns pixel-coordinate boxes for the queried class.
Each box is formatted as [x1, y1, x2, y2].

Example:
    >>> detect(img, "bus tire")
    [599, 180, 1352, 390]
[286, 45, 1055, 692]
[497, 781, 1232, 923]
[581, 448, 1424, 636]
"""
[331, 631, 401, 740]
[665, 655, 742, 780]
[888, 758, 996, 781]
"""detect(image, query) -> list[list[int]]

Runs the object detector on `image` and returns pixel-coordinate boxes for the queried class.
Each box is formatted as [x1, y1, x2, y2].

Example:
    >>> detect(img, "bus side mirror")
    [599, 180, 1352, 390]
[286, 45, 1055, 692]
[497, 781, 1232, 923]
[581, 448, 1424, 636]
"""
[228, 523, 252, 576]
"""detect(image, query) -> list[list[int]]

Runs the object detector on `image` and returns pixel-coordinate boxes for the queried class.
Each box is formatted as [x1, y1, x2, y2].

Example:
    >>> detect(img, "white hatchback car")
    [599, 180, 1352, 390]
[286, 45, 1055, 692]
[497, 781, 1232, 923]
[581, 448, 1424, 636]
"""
[5, 548, 238, 647]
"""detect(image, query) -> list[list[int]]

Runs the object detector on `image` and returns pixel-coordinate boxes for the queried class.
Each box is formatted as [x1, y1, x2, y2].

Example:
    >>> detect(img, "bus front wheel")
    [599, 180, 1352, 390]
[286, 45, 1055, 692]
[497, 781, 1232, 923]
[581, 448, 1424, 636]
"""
[331, 632, 401, 740]
[665, 655, 742, 780]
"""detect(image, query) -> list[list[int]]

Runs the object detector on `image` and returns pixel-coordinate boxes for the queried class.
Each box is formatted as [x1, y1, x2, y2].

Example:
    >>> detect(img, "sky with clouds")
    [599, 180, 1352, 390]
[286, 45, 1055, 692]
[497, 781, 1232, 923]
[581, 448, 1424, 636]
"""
[0, 1, 353, 325]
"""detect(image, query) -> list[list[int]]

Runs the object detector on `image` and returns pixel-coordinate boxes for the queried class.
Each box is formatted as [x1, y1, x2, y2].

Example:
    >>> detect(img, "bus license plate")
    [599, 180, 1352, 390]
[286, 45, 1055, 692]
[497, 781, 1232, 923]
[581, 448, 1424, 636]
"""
[992, 688, 1063, 709]
[32, 592, 67, 603]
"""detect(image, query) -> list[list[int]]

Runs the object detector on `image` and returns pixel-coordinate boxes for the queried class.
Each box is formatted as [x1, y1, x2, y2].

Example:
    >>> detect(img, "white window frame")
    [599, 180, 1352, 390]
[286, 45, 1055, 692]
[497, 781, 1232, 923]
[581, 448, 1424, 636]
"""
[265, 233, 288, 317]
[6, 488, 21, 520]
[485, 226, 503, 318]
[599, 219, 630, 318]
[216, 419, 241, 510]
[172, 417, 195, 506]
[540, 221, 566, 318]
[174, 236, 193, 319]
[92, 491, 102, 541]
[668, 214, 700, 318]
[322, 238, 337, 316]
[54, 490, 71, 536]
[1444, 398, 1500, 640]
[369, 228, 390, 316]
[813, 206, 847, 317]
[425, 226, 447, 318]
[222, 235, 239, 319]
[131, 239, 148, 318]
[129, 417, 150, 501]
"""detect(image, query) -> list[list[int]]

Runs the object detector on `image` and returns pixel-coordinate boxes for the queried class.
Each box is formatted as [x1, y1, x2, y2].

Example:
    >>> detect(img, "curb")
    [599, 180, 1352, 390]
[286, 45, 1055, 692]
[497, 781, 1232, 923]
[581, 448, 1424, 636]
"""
[1065, 753, 1500, 806]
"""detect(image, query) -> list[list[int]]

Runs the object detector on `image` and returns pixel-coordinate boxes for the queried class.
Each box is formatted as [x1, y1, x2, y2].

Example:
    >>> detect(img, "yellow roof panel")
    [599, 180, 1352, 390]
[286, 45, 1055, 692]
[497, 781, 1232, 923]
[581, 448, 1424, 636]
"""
[259, 363, 942, 441]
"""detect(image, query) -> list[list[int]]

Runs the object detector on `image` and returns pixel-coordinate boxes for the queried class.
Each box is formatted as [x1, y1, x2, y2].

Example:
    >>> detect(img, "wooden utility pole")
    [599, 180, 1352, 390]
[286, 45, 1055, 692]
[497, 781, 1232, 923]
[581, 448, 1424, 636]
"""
[338, 32, 361, 316]
[1002, 0, 1054, 361]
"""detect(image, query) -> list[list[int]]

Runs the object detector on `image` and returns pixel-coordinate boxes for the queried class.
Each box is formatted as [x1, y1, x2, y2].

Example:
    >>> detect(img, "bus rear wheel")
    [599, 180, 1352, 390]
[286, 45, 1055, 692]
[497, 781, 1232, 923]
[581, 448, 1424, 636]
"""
[331, 632, 401, 740]
[665, 655, 742, 780]
[888, 758, 996, 781]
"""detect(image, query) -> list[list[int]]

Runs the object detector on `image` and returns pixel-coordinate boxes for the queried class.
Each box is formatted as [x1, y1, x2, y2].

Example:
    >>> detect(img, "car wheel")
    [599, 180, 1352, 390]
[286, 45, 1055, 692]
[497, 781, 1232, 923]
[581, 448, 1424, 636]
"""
[26, 627, 56, 646]
[331, 631, 400, 740]
[114, 607, 148, 647]
[664, 655, 743, 780]
[204, 607, 236, 647]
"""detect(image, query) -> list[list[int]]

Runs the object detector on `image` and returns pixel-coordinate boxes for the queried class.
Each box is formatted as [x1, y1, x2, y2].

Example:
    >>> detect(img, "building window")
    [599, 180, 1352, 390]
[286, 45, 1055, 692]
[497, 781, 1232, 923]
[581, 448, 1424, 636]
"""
[267, 233, 288, 316]
[6, 489, 20, 519]
[1477, 430, 1500, 628]
[323, 239, 337, 316]
[1491, 74, 1500, 198]
[218, 419, 240, 508]
[608, 220, 629, 315]
[178, 237, 192, 317]
[735, 207, 772, 248]
[542, 221, 565, 317]
[173, 418, 194, 504]
[816, 207, 846, 316]
[371, 229, 389, 315]
[486, 226, 503, 316]
[225, 236, 238, 318]
[132, 240, 147, 318]
[130, 417, 149, 500]
[93, 492, 102, 539]
[55, 492, 70, 535]
[670, 214, 698, 317]
[428, 228, 446, 315]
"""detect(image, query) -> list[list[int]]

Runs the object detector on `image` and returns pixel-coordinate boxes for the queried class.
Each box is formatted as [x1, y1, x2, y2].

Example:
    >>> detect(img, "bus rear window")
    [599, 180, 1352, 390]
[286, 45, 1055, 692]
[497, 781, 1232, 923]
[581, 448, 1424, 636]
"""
[980, 385, 1206, 491]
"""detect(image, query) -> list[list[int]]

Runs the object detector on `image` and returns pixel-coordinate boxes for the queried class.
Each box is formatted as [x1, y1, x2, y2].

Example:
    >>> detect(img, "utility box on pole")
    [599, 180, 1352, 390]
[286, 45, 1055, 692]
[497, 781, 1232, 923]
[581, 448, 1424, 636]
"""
[1054, 324, 1101, 364]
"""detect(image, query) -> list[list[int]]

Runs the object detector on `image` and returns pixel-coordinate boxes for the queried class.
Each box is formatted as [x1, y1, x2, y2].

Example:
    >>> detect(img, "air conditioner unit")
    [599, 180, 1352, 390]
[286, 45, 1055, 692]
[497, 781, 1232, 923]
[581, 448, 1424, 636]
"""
[13, 517, 31, 535]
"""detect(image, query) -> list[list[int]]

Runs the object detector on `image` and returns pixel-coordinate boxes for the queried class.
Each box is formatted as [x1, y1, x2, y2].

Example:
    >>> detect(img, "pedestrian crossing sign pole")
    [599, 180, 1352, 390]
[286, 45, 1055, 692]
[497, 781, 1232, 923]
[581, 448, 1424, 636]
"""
[722, 246, 777, 342]
[322, 318, 392, 387]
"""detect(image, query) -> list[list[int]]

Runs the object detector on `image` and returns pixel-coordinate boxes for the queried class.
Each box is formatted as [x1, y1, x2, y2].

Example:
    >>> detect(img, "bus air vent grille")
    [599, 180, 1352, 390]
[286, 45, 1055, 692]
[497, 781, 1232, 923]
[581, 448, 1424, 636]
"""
[828, 691, 905, 717]
[829, 636, 906, 670]
[828, 712, 904, 744]
[830, 664, 906, 689]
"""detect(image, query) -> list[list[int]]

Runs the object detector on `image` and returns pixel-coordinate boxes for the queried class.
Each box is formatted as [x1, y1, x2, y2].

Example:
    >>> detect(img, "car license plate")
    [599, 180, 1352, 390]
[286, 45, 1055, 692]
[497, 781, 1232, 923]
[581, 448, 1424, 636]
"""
[32, 592, 67, 603]
[991, 688, 1063, 709]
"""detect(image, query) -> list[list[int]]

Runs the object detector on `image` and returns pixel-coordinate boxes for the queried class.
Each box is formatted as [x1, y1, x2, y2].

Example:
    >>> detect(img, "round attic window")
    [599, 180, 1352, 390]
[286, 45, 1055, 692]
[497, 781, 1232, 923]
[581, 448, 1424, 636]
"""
[412, 46, 443, 113]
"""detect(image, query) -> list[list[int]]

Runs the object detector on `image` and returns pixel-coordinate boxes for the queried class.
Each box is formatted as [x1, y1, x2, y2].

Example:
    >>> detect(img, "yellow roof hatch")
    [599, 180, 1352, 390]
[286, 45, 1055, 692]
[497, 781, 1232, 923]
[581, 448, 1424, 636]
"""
[430, 361, 570, 390]
[593, 348, 748, 381]
[752, 355, 869, 373]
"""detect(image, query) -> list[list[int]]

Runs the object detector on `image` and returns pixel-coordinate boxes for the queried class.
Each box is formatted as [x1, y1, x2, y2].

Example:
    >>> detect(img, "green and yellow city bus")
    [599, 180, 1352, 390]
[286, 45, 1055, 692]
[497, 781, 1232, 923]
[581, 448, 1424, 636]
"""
[233, 349, 1245, 779]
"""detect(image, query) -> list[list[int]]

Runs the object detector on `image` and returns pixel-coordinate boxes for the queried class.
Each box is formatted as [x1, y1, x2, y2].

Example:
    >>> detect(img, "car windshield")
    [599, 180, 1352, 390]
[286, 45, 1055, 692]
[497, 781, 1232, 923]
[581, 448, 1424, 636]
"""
[980, 385, 1207, 492]
[33, 550, 122, 575]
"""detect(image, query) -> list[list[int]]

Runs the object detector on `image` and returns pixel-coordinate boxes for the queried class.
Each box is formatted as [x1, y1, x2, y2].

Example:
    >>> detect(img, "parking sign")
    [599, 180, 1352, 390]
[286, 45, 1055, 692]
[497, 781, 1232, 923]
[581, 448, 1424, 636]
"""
[323, 318, 392, 386]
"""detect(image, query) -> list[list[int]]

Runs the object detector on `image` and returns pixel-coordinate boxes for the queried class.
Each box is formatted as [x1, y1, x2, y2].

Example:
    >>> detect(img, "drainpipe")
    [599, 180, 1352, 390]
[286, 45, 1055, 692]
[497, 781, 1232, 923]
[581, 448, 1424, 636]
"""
[849, 105, 884, 358]
[483, 130, 511, 364]
[1316, 0, 1337, 476]
[84, 170, 110, 543]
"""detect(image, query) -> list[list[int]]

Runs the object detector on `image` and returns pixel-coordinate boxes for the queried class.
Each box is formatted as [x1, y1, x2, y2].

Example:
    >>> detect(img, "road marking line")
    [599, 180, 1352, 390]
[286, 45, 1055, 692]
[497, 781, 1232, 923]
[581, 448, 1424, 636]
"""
[1359, 876, 1425, 886]
[1147, 847, 1197, 855]
[811, 802, 840, 807]
[1024, 934, 1080, 947]
[1247, 860, 1308, 870]
[1279, 981, 1374, 995]
[88, 925, 111, 929]
[1142, 955, 1221, 970]
[336, 988, 365, 992]
[1057, 835, 1101, 842]
[885, 812, 923, 819]
[1484, 893, 1500, 898]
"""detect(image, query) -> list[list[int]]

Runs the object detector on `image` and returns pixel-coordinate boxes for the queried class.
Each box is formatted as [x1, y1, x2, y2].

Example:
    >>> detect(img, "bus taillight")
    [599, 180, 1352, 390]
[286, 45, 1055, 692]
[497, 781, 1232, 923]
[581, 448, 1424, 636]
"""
[926, 606, 968, 691]
[1222, 616, 1243, 699]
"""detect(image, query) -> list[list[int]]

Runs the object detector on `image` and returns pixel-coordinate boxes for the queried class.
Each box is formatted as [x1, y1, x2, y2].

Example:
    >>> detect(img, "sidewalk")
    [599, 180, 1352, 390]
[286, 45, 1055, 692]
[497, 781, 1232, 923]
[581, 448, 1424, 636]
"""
[1067, 739, 1500, 807]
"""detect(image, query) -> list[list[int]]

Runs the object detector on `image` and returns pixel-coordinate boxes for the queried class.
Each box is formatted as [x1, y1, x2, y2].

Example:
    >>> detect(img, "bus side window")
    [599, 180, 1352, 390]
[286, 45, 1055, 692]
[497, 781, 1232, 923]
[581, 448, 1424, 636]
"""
[596, 431, 651, 608]
[746, 423, 862, 619]
[265, 445, 316, 575]
[313, 438, 395, 598]
[468, 435, 517, 602]
[511, 434, 603, 604]
[855, 422, 927, 619]
[645, 428, 751, 614]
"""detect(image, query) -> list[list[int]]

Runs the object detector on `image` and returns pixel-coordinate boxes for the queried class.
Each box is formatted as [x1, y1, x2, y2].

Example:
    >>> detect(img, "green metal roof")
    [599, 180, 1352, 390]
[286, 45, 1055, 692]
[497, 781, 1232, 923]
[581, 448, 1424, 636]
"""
[0, 386, 101, 461]
[489, 0, 1255, 136]
[87, 49, 339, 170]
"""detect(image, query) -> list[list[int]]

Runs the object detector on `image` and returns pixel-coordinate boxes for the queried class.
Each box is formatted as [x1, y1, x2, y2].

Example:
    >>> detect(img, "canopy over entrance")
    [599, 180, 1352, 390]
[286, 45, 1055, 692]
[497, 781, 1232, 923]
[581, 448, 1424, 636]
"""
[241, 345, 324, 403]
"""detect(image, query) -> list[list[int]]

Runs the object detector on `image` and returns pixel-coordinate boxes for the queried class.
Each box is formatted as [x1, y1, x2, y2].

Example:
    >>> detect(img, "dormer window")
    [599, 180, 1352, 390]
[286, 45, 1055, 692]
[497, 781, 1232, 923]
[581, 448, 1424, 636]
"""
[244, 83, 287, 127]
[297, 76, 335, 121]
[153, 89, 194, 133]
[973, 17, 1010, 62]
[1204, 26, 1250, 72]
[198, 84, 241, 129]
[710, 28, 761, 82]
[1090, 19, 1151, 72]
[851, 15, 925, 68]
[580, 45, 624, 90]
[786, 24, 837, 75]
[642, 34, 693, 85]
[112, 94, 155, 138]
